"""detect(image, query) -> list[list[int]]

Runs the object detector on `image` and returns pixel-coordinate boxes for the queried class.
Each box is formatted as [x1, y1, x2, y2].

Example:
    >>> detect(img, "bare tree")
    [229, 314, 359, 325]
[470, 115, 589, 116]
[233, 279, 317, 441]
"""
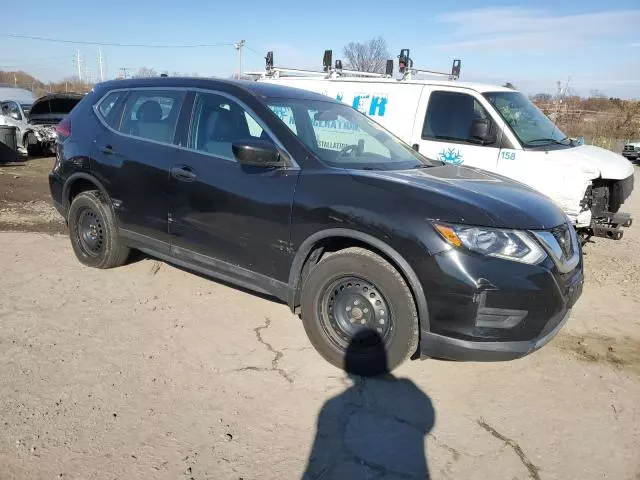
[342, 37, 390, 73]
[134, 67, 158, 78]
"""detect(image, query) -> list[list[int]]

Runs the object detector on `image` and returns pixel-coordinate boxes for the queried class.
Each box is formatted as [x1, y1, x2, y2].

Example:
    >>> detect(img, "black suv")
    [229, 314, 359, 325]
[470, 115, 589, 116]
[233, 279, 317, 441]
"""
[49, 77, 584, 375]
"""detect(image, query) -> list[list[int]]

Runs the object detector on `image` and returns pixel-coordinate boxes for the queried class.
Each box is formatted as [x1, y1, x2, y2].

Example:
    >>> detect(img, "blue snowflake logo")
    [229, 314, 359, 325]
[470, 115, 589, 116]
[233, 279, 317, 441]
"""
[438, 148, 464, 165]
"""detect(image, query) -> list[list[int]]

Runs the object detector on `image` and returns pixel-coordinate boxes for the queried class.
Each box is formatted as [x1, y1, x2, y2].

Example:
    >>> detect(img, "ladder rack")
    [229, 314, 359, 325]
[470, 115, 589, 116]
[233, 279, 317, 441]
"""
[245, 48, 461, 82]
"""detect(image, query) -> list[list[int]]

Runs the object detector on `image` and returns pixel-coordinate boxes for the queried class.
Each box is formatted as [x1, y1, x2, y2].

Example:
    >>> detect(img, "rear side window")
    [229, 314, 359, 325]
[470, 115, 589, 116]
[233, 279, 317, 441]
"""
[422, 91, 495, 145]
[118, 90, 185, 144]
[95, 91, 124, 128]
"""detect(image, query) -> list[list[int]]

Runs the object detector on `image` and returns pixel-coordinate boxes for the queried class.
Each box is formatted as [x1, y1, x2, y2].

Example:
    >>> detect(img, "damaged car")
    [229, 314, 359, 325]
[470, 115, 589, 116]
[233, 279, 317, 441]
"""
[1, 93, 82, 156]
[25, 93, 83, 156]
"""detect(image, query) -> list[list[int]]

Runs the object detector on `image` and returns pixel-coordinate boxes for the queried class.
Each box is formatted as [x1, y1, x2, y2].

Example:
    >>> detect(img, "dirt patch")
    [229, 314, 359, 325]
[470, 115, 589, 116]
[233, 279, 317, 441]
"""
[0, 157, 65, 234]
[555, 333, 640, 375]
[0, 201, 65, 234]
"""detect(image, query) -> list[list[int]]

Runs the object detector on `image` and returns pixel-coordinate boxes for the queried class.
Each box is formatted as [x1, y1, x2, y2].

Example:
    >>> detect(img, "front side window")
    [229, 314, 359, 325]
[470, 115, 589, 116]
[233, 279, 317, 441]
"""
[422, 91, 496, 145]
[265, 98, 433, 170]
[484, 91, 570, 148]
[119, 90, 185, 144]
[188, 92, 273, 161]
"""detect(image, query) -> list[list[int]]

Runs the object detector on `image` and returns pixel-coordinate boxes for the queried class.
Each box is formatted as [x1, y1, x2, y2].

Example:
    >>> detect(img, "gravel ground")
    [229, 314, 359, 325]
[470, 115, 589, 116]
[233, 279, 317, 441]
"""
[0, 158, 639, 479]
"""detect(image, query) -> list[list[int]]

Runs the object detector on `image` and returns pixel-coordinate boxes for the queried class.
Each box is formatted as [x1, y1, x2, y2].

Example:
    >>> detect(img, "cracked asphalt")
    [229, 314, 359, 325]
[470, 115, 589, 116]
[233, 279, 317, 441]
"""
[1, 160, 640, 479]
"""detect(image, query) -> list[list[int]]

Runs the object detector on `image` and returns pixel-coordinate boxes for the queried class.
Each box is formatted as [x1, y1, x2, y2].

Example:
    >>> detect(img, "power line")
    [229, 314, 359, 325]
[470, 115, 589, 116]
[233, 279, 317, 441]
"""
[244, 45, 264, 57]
[0, 33, 235, 48]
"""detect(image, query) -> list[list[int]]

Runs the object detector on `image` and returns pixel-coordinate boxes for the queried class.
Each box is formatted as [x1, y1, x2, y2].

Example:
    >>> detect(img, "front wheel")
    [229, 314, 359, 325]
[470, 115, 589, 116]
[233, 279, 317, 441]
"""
[68, 190, 130, 269]
[300, 247, 419, 376]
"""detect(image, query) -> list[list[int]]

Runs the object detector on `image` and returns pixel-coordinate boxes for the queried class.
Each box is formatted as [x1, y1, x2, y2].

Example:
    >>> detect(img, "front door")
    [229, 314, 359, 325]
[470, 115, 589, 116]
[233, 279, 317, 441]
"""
[414, 89, 502, 170]
[169, 91, 299, 282]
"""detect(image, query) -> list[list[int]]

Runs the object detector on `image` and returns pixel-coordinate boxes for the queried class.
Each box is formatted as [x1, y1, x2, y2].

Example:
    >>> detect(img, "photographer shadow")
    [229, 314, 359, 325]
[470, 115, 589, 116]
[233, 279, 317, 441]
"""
[303, 331, 435, 479]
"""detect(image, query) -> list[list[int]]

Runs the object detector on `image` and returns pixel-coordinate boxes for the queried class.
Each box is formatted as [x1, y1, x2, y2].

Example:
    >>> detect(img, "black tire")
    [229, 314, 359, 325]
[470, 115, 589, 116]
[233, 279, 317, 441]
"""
[68, 190, 130, 269]
[300, 247, 419, 376]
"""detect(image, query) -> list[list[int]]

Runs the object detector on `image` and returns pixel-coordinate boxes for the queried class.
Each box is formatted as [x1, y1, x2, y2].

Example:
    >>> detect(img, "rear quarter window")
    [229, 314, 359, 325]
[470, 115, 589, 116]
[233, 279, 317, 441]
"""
[95, 91, 126, 128]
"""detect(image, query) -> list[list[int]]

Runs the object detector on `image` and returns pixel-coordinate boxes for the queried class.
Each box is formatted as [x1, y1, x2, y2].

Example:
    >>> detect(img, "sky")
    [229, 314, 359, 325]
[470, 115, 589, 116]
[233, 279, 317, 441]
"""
[1, 0, 639, 98]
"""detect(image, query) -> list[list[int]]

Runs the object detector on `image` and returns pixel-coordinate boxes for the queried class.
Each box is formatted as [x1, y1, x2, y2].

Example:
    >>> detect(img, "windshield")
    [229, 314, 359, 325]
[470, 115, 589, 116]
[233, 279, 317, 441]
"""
[265, 99, 436, 170]
[484, 91, 570, 148]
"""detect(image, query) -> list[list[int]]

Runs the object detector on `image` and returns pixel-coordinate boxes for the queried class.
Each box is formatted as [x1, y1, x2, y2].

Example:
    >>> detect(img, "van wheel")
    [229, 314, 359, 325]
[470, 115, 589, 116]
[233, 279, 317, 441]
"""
[300, 247, 419, 376]
[68, 190, 130, 269]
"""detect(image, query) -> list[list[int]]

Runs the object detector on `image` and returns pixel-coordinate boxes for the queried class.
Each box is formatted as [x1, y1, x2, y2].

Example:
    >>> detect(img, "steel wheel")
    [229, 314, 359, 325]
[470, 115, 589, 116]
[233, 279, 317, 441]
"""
[76, 208, 105, 257]
[319, 276, 394, 352]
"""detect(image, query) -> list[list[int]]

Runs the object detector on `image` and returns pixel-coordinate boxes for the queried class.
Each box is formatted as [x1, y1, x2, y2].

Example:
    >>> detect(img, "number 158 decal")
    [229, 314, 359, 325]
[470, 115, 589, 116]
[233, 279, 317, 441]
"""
[501, 151, 516, 161]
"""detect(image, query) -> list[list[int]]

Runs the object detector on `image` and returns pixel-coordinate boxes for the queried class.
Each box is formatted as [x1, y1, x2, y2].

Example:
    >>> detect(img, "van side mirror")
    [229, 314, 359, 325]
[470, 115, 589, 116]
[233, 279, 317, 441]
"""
[469, 119, 496, 145]
[9, 111, 21, 121]
[232, 139, 283, 167]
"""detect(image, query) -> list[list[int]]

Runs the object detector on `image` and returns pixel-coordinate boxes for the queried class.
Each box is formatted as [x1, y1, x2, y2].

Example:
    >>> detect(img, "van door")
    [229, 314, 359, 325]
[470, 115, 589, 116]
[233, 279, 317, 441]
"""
[413, 88, 501, 170]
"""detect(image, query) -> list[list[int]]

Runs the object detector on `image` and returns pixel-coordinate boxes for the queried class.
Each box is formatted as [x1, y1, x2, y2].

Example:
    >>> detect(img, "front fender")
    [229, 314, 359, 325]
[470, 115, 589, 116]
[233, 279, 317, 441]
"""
[288, 228, 431, 333]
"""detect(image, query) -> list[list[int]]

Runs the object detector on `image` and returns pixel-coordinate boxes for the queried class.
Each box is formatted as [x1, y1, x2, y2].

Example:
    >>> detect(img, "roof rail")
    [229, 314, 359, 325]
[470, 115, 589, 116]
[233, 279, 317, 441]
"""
[244, 48, 461, 81]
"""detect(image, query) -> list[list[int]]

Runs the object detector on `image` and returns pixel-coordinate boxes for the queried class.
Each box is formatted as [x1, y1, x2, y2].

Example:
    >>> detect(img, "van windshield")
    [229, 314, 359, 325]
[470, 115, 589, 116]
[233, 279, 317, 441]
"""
[266, 98, 436, 170]
[484, 91, 571, 148]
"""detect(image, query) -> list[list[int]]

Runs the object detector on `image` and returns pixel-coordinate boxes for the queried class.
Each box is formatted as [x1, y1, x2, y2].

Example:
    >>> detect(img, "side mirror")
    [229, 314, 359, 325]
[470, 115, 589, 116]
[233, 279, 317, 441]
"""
[469, 119, 496, 145]
[9, 112, 21, 121]
[232, 139, 283, 167]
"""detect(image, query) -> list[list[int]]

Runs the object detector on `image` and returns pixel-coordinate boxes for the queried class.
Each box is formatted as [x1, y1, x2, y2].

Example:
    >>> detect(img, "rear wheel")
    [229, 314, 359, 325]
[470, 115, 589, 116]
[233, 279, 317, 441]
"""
[300, 247, 419, 376]
[68, 190, 130, 269]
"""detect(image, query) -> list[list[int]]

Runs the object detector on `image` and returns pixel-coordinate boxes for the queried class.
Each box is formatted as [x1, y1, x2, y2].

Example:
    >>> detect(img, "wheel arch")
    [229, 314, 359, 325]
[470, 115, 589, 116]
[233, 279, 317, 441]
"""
[62, 172, 111, 210]
[288, 228, 430, 331]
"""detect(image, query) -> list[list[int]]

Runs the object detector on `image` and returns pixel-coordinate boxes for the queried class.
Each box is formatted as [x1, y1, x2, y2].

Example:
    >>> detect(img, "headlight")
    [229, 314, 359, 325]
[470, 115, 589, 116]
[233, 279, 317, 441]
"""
[433, 223, 547, 264]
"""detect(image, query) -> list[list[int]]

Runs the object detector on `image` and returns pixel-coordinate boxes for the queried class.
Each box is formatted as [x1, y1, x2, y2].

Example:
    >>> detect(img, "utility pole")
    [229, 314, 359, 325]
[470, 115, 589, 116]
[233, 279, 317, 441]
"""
[234, 40, 246, 79]
[13, 73, 17, 88]
[74, 49, 83, 82]
[98, 48, 105, 82]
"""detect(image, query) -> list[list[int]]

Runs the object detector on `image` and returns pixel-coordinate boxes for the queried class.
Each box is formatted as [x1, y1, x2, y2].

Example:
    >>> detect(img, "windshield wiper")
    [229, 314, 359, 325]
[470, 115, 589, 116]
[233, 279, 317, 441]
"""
[525, 137, 569, 147]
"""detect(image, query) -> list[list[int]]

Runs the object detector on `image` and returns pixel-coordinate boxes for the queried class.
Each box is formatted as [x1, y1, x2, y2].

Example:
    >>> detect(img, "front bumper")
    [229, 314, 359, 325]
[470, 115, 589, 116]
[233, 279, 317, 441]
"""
[622, 152, 638, 160]
[416, 247, 584, 361]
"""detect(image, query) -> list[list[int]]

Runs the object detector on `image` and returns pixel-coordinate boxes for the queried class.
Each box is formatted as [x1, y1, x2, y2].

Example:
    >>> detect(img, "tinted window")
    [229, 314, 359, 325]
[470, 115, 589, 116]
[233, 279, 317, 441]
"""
[188, 92, 273, 161]
[119, 90, 185, 144]
[423, 91, 495, 145]
[95, 91, 124, 128]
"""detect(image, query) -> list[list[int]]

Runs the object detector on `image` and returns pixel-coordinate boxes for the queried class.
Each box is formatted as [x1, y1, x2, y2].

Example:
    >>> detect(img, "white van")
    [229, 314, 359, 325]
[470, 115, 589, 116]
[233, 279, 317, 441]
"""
[252, 51, 635, 241]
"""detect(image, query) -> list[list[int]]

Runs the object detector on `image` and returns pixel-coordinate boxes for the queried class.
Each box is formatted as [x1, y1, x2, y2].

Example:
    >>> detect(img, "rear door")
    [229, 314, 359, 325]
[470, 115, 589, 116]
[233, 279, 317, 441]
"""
[91, 88, 186, 247]
[168, 90, 299, 282]
[413, 88, 502, 170]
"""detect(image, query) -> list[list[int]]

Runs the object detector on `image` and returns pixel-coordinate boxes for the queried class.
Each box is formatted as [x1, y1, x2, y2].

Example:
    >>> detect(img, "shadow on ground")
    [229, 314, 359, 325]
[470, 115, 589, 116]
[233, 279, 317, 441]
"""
[303, 332, 435, 479]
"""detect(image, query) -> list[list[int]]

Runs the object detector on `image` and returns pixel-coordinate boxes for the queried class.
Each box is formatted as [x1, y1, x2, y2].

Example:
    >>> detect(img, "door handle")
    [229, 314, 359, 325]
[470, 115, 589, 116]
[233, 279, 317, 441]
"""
[171, 166, 197, 182]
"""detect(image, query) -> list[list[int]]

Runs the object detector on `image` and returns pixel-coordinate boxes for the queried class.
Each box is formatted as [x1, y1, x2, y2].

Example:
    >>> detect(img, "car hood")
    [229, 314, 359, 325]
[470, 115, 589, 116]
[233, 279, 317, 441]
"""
[351, 165, 568, 230]
[28, 94, 82, 125]
[544, 145, 634, 180]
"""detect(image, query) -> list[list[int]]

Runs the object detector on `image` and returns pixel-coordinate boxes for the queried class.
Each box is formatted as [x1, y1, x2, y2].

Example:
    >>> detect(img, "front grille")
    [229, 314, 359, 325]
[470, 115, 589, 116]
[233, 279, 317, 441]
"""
[549, 224, 574, 259]
[623, 145, 634, 152]
[533, 223, 580, 274]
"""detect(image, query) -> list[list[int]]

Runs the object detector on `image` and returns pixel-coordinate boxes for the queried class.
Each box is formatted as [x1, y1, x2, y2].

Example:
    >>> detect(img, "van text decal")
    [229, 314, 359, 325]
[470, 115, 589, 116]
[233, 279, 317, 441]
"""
[351, 94, 388, 117]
